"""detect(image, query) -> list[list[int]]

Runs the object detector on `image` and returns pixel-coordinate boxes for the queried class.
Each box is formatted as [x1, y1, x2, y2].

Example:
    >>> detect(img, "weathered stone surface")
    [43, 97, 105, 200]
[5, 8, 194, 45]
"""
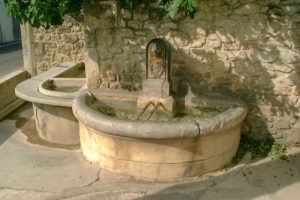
[233, 3, 260, 15]
[161, 22, 178, 29]
[15, 63, 87, 145]
[73, 92, 246, 180]
[274, 118, 291, 130]
[33, 42, 44, 56]
[2, 104, 300, 199]
[118, 28, 134, 38]
[33, 103, 80, 145]
[31, 15, 85, 74]
[128, 21, 143, 29]
[133, 7, 149, 22]
[121, 8, 132, 20]
[28, 0, 300, 143]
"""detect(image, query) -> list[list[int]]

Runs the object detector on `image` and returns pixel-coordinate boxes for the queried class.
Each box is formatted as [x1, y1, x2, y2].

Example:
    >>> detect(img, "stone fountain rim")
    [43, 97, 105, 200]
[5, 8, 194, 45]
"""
[72, 92, 247, 139]
[38, 78, 86, 100]
[15, 62, 85, 107]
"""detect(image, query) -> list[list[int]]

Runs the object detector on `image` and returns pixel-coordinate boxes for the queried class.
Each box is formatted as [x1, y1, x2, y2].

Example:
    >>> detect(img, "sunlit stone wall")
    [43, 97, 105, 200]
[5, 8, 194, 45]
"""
[28, 0, 300, 144]
[32, 15, 86, 74]
[83, 0, 300, 144]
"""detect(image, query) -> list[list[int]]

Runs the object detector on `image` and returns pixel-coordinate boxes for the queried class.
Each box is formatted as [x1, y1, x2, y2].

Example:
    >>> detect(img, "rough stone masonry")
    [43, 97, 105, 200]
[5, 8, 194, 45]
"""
[32, 15, 86, 74]
[27, 0, 300, 144]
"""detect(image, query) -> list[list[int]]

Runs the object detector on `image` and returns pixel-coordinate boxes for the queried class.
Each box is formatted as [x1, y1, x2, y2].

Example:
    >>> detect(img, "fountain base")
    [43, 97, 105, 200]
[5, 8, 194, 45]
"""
[73, 92, 247, 181]
[79, 121, 241, 180]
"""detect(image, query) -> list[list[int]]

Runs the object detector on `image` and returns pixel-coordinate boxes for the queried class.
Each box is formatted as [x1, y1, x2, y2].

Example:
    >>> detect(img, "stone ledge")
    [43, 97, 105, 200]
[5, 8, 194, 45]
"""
[0, 69, 28, 120]
[0, 99, 25, 121]
[15, 62, 84, 107]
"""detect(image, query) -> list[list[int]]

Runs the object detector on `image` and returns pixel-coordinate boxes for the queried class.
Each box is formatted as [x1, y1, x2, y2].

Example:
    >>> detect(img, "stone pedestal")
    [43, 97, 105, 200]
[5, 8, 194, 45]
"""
[137, 95, 175, 111]
[137, 79, 175, 111]
[137, 38, 175, 111]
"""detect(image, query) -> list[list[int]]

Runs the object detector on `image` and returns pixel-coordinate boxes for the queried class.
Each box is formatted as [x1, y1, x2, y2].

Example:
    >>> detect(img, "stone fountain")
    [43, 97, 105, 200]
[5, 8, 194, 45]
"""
[72, 39, 247, 180]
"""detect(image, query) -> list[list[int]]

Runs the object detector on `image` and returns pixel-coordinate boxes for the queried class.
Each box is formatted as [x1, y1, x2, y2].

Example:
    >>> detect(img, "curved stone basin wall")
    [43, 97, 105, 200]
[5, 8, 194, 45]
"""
[16, 62, 86, 145]
[73, 92, 247, 180]
[33, 103, 79, 145]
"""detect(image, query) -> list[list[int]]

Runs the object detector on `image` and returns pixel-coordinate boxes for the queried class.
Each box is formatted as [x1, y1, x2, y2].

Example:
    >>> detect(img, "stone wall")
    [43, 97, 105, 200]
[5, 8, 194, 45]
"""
[32, 15, 85, 74]
[84, 0, 300, 144]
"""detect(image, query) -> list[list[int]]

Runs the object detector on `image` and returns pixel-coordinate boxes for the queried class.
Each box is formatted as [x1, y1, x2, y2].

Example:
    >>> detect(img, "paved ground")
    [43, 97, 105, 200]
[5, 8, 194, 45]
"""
[0, 103, 300, 200]
[0, 42, 23, 78]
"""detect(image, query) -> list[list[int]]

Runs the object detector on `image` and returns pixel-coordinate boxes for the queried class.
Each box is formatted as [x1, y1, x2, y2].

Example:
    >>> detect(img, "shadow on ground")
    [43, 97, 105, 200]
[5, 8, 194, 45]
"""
[0, 103, 32, 145]
[135, 151, 300, 200]
[42, 149, 300, 200]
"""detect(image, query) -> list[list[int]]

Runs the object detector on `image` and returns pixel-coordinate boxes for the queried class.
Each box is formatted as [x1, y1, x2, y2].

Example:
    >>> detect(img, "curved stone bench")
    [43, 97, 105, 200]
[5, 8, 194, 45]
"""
[72, 92, 247, 180]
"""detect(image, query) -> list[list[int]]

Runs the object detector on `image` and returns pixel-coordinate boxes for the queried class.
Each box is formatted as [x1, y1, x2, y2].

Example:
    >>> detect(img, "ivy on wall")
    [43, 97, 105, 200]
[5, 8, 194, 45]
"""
[4, 0, 198, 29]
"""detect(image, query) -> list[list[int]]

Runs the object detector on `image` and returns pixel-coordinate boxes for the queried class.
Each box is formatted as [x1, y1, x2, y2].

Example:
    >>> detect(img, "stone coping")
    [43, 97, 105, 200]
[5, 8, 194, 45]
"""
[72, 92, 247, 139]
[15, 62, 85, 107]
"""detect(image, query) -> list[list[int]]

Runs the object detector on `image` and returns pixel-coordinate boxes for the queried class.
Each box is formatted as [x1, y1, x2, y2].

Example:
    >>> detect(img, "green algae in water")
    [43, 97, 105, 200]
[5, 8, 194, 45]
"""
[174, 107, 227, 120]
[92, 101, 137, 120]
[48, 85, 81, 92]
[91, 101, 228, 121]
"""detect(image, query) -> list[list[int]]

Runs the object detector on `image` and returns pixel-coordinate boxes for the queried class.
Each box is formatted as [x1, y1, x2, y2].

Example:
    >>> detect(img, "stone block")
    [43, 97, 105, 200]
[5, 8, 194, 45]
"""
[161, 22, 178, 29]
[233, 3, 260, 15]
[96, 29, 113, 47]
[271, 64, 293, 73]
[34, 42, 44, 56]
[292, 14, 300, 23]
[56, 27, 71, 34]
[118, 28, 134, 38]
[43, 33, 51, 41]
[128, 21, 143, 29]
[84, 28, 97, 48]
[279, 48, 300, 64]
[209, 40, 222, 48]
[190, 36, 206, 47]
[274, 118, 290, 130]
[133, 7, 149, 22]
[144, 22, 158, 30]
[86, 1, 117, 29]
[121, 8, 132, 20]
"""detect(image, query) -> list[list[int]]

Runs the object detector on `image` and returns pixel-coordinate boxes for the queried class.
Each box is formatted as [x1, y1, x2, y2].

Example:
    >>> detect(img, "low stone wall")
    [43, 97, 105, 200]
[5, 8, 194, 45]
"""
[32, 15, 85, 74]
[0, 69, 28, 120]
[84, 0, 300, 144]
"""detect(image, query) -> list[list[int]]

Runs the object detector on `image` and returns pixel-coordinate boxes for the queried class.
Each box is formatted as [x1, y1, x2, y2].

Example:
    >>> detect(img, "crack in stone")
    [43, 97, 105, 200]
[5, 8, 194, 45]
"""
[242, 169, 270, 193]
[85, 168, 102, 186]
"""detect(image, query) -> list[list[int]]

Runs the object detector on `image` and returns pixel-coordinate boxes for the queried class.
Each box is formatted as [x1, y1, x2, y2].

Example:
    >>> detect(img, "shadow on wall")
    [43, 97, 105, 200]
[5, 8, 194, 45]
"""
[134, 151, 300, 200]
[84, 0, 300, 143]
[164, 0, 300, 143]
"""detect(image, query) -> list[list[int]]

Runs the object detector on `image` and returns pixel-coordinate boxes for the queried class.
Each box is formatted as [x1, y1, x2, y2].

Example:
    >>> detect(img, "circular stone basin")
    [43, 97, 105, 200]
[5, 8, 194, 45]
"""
[72, 92, 247, 180]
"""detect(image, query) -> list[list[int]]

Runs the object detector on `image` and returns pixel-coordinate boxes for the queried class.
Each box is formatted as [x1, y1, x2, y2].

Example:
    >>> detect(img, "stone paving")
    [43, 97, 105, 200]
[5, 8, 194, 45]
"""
[0, 103, 300, 200]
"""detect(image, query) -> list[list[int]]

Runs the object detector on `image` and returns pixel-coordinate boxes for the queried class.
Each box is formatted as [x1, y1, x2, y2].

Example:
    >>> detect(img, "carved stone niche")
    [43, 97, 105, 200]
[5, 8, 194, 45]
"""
[137, 38, 175, 111]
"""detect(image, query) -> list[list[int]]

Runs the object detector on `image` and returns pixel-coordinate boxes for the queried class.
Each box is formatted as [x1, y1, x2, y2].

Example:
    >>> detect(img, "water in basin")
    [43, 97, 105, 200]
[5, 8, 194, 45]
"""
[47, 85, 82, 92]
[90, 100, 228, 122]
